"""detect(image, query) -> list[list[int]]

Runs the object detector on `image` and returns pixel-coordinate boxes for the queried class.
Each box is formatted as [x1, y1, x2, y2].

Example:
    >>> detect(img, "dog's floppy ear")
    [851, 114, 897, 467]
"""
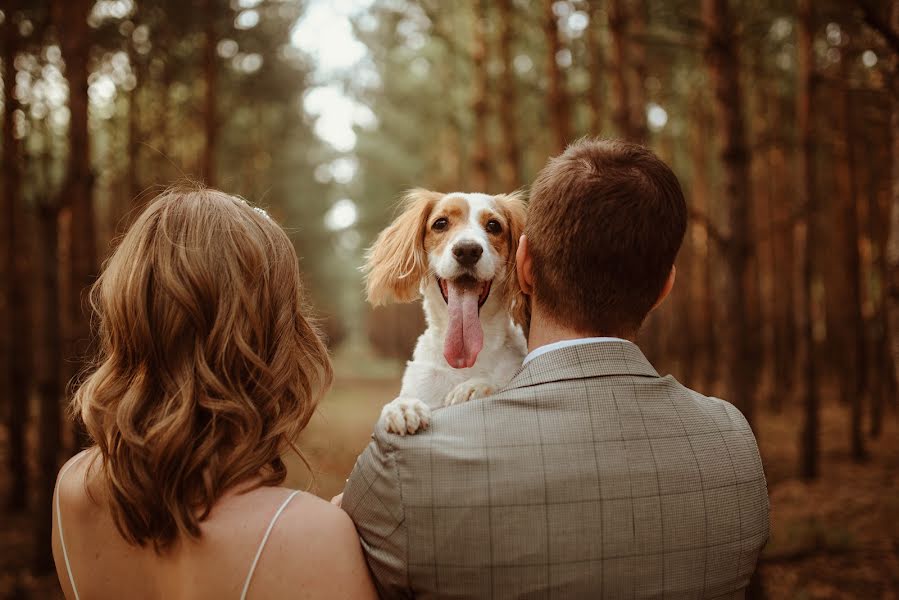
[364, 189, 441, 305]
[496, 191, 530, 334]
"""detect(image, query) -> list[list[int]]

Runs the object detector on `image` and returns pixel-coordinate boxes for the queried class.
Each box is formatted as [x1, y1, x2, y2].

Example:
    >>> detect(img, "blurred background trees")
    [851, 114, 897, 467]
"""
[2, 0, 898, 596]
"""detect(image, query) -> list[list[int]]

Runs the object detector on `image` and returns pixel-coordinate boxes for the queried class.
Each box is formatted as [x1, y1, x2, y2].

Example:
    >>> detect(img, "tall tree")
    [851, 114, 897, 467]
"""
[542, 0, 570, 153]
[628, 0, 649, 143]
[496, 0, 522, 190]
[57, 0, 97, 425]
[2, 0, 30, 511]
[127, 10, 145, 202]
[34, 195, 62, 573]
[702, 0, 758, 426]
[202, 0, 219, 186]
[688, 91, 718, 393]
[887, 0, 899, 403]
[607, 0, 633, 139]
[766, 82, 796, 410]
[470, 0, 490, 191]
[872, 0, 899, 437]
[797, 0, 819, 480]
[585, 0, 604, 136]
[835, 45, 867, 461]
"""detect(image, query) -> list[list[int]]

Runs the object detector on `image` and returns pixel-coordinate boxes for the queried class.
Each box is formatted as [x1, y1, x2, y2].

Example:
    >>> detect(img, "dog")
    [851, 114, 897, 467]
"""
[364, 189, 529, 435]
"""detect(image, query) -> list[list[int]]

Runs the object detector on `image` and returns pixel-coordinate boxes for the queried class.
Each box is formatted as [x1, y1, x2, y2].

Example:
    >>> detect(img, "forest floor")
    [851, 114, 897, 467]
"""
[1, 352, 897, 599]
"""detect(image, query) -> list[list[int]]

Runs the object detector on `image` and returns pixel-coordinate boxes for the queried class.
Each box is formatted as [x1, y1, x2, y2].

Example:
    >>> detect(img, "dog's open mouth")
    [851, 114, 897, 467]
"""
[436, 275, 491, 370]
[436, 276, 492, 310]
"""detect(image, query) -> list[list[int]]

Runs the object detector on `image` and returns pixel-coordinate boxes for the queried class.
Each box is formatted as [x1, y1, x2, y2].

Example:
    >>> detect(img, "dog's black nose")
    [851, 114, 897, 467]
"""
[452, 241, 483, 267]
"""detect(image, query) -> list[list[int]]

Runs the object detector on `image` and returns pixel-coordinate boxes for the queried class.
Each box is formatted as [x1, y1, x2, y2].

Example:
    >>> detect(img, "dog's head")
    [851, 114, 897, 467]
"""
[364, 189, 527, 368]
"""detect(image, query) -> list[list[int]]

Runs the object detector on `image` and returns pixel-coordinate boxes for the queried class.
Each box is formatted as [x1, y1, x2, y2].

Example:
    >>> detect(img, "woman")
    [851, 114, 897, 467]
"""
[52, 187, 377, 599]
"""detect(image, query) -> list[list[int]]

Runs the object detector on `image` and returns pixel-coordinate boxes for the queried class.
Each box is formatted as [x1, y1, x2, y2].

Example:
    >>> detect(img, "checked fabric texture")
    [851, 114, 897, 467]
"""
[343, 341, 770, 599]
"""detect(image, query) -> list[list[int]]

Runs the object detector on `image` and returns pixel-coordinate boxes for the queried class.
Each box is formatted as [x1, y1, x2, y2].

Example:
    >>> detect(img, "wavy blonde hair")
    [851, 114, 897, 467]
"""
[73, 185, 332, 552]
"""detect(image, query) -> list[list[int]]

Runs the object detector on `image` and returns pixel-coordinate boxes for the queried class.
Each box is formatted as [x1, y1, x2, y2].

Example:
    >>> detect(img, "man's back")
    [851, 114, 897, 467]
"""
[343, 341, 769, 599]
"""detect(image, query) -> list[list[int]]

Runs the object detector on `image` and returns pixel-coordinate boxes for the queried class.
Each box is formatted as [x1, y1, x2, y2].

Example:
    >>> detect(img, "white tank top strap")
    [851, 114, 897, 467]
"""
[56, 451, 89, 600]
[240, 489, 301, 600]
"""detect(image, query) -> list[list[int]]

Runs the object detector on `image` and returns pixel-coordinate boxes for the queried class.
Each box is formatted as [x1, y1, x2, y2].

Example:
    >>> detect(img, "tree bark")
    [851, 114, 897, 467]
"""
[585, 0, 604, 136]
[688, 94, 718, 393]
[496, 0, 521, 190]
[766, 83, 795, 411]
[886, 0, 899, 415]
[607, 0, 633, 139]
[127, 12, 144, 204]
[628, 0, 650, 143]
[797, 0, 819, 481]
[34, 197, 62, 573]
[542, 0, 570, 153]
[59, 0, 97, 437]
[702, 0, 757, 426]
[470, 0, 490, 191]
[202, 0, 218, 186]
[2, 1, 30, 511]
[835, 51, 868, 461]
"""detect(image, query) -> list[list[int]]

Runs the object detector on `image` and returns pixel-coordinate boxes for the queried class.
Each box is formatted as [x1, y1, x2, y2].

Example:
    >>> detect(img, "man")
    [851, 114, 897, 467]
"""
[342, 139, 769, 599]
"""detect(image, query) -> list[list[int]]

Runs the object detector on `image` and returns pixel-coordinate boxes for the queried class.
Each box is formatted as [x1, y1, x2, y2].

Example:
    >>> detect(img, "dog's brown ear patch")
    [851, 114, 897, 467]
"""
[496, 191, 530, 334]
[364, 189, 442, 305]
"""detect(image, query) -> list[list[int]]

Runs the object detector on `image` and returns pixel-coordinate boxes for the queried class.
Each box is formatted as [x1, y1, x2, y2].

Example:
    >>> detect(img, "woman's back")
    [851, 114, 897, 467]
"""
[53, 451, 375, 600]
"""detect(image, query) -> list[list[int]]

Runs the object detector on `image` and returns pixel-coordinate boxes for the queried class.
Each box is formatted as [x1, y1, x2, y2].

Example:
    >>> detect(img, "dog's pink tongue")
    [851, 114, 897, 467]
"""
[443, 282, 484, 369]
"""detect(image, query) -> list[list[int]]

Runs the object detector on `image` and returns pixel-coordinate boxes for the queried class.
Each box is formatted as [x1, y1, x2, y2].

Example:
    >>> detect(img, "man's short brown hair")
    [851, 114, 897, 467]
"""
[527, 138, 687, 337]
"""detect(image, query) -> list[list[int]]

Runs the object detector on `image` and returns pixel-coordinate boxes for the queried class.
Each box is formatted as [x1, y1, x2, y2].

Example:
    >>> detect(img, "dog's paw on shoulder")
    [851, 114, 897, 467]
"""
[444, 379, 497, 407]
[380, 397, 432, 435]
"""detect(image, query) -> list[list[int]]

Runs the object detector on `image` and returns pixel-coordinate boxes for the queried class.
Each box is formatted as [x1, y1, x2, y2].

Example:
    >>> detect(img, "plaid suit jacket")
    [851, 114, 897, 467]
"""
[343, 341, 769, 599]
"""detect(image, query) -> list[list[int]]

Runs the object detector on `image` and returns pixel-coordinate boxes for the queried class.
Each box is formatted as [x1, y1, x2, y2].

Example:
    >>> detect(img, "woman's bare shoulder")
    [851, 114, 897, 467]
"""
[250, 491, 378, 599]
[55, 449, 99, 512]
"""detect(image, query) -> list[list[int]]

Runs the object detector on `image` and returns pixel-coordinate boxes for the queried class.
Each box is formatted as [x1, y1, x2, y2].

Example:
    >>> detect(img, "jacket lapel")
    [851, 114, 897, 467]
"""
[505, 341, 659, 391]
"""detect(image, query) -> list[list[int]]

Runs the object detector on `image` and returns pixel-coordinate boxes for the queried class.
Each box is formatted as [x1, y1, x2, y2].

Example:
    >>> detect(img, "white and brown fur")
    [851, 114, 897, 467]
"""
[364, 189, 528, 435]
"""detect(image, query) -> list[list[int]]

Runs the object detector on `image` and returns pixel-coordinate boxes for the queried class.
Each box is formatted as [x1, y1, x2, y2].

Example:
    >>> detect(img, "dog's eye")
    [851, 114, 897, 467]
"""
[485, 219, 502, 234]
[432, 218, 448, 231]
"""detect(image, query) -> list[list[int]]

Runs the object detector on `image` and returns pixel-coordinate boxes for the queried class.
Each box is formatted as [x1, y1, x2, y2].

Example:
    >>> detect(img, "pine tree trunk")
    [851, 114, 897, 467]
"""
[202, 0, 218, 186]
[59, 0, 97, 441]
[702, 0, 757, 426]
[754, 84, 776, 410]
[872, 59, 896, 436]
[128, 80, 141, 200]
[585, 0, 604, 136]
[628, 0, 649, 143]
[34, 197, 62, 573]
[887, 0, 899, 412]
[797, 0, 819, 481]
[542, 0, 570, 153]
[607, 0, 633, 139]
[470, 0, 490, 191]
[496, 0, 521, 190]
[2, 5, 29, 511]
[127, 23, 144, 205]
[767, 83, 795, 411]
[689, 93, 718, 393]
[836, 52, 868, 462]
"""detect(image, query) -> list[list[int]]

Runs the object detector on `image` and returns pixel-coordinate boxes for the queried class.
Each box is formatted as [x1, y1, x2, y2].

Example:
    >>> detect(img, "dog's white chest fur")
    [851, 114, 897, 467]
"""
[379, 297, 526, 434]
[405, 308, 526, 408]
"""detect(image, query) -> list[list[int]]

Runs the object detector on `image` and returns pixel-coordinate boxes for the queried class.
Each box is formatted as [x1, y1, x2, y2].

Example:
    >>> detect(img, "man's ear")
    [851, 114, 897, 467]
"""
[363, 189, 440, 305]
[496, 191, 529, 333]
[651, 265, 676, 311]
[515, 234, 534, 296]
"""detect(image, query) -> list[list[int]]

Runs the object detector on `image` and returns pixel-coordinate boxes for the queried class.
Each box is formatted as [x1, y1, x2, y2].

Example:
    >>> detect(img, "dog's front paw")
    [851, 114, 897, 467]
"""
[379, 397, 432, 435]
[444, 379, 497, 407]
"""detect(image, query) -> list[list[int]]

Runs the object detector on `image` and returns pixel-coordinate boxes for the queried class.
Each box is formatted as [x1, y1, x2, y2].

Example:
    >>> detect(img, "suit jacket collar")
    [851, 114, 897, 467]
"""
[506, 340, 659, 391]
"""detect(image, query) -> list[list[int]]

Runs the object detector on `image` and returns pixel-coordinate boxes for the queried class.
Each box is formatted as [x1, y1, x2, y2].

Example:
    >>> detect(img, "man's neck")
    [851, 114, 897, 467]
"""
[526, 307, 634, 353]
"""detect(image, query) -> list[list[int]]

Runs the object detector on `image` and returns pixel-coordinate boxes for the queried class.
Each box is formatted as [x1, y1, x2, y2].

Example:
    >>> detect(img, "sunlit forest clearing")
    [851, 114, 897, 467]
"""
[2, 0, 899, 597]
